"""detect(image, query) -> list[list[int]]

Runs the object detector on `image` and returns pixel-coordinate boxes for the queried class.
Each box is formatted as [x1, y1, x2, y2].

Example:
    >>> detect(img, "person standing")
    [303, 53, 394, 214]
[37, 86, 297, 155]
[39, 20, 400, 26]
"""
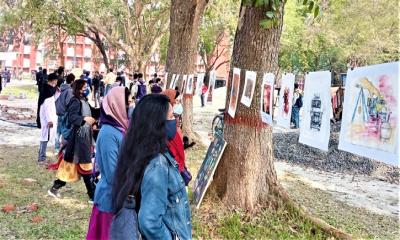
[104, 69, 116, 95]
[135, 73, 146, 102]
[0, 74, 2, 94]
[200, 83, 208, 107]
[37, 73, 58, 164]
[36, 67, 43, 92]
[48, 80, 96, 201]
[86, 87, 131, 240]
[92, 71, 101, 108]
[111, 94, 192, 240]
[291, 83, 303, 129]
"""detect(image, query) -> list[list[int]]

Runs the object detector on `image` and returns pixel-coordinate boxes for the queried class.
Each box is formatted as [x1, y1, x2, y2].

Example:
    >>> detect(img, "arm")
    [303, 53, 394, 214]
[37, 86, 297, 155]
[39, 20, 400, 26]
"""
[67, 98, 85, 127]
[138, 158, 172, 240]
[43, 98, 54, 126]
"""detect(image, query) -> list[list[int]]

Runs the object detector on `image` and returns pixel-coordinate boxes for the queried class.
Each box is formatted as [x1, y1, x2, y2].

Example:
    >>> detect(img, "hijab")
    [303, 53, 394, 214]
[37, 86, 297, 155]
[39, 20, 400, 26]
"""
[100, 87, 129, 132]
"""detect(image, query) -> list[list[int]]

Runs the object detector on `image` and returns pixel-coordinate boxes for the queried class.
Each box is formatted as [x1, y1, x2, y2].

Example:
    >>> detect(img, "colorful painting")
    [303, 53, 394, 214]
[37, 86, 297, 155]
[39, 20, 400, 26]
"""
[276, 73, 295, 129]
[192, 135, 227, 208]
[186, 74, 194, 94]
[260, 73, 275, 125]
[195, 73, 205, 96]
[299, 71, 332, 151]
[339, 62, 399, 166]
[240, 71, 257, 107]
[228, 68, 241, 118]
[206, 70, 216, 104]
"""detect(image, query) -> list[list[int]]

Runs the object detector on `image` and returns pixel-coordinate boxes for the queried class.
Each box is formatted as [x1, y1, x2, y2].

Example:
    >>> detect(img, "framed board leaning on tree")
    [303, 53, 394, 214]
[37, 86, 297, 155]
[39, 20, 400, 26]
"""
[192, 135, 227, 208]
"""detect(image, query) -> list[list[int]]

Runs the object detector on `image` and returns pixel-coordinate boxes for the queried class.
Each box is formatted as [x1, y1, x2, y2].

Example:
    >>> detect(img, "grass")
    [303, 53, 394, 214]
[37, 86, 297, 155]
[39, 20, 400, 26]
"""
[0, 144, 397, 239]
[2, 84, 38, 99]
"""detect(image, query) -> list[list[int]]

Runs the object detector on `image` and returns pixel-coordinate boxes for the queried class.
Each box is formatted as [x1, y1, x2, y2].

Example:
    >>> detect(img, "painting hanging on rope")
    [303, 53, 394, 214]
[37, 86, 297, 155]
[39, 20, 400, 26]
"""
[276, 73, 295, 129]
[206, 70, 216, 104]
[241, 70, 257, 107]
[260, 73, 275, 125]
[339, 62, 399, 166]
[195, 73, 205, 96]
[299, 71, 332, 151]
[169, 74, 176, 89]
[163, 72, 168, 90]
[186, 74, 194, 94]
[228, 68, 241, 118]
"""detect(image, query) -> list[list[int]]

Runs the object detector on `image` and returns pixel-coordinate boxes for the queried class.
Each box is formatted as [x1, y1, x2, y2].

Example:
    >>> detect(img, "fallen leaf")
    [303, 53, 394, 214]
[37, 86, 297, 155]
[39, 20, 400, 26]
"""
[31, 215, 43, 223]
[27, 203, 39, 212]
[2, 204, 15, 213]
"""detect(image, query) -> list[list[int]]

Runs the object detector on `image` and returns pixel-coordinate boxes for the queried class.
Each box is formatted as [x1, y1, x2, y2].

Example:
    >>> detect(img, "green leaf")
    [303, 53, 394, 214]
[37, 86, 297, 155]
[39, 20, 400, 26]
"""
[266, 11, 274, 19]
[260, 19, 274, 29]
[255, 0, 267, 7]
[313, 5, 320, 18]
[308, 1, 314, 12]
[303, 0, 308, 5]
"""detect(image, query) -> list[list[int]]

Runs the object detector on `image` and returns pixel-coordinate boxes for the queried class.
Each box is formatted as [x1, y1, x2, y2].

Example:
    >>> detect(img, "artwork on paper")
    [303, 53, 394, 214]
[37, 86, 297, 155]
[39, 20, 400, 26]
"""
[195, 73, 205, 96]
[172, 74, 180, 89]
[276, 73, 295, 129]
[339, 62, 399, 166]
[186, 74, 194, 94]
[192, 135, 227, 208]
[299, 71, 332, 151]
[181, 75, 188, 93]
[163, 72, 168, 90]
[228, 68, 241, 118]
[169, 74, 176, 89]
[240, 71, 257, 107]
[260, 73, 275, 125]
[206, 70, 216, 104]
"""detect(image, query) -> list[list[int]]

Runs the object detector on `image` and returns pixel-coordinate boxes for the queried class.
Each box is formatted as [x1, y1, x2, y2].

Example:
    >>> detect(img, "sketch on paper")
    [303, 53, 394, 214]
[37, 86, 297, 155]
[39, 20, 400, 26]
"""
[228, 68, 241, 118]
[181, 75, 187, 93]
[260, 73, 275, 125]
[195, 73, 205, 96]
[276, 73, 295, 129]
[339, 62, 399, 166]
[299, 71, 332, 151]
[206, 70, 216, 104]
[186, 74, 194, 94]
[240, 71, 257, 107]
[169, 74, 176, 89]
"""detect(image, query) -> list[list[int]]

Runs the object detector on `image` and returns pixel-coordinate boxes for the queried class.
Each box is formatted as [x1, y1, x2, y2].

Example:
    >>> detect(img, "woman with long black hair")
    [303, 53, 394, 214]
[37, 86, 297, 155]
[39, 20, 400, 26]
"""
[48, 79, 96, 201]
[112, 94, 192, 239]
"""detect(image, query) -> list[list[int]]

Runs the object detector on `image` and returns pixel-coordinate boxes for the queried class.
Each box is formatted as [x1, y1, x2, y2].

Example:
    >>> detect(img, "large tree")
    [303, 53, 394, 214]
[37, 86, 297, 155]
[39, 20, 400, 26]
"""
[211, 1, 351, 238]
[165, 0, 209, 138]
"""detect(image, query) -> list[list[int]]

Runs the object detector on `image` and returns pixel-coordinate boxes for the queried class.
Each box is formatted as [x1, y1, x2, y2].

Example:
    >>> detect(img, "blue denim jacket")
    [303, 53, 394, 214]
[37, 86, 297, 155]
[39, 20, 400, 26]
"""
[138, 153, 192, 240]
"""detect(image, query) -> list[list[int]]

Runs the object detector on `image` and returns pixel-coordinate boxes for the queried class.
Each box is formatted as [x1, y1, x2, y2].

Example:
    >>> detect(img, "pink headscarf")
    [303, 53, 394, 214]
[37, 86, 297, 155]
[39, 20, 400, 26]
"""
[102, 87, 129, 131]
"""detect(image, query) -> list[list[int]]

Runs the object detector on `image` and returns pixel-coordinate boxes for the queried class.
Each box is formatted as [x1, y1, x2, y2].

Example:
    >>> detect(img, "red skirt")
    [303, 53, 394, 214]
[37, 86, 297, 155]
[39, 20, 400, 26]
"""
[86, 205, 114, 240]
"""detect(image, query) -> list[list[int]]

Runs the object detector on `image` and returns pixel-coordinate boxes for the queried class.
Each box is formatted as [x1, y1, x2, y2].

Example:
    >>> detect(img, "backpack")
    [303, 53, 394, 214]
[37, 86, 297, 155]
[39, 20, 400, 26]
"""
[109, 195, 141, 240]
[295, 94, 303, 108]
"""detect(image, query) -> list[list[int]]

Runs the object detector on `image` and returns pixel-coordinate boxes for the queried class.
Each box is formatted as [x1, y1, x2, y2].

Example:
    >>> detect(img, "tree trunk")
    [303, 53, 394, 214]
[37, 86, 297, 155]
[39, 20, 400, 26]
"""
[94, 33, 109, 71]
[165, 0, 208, 139]
[211, 2, 284, 210]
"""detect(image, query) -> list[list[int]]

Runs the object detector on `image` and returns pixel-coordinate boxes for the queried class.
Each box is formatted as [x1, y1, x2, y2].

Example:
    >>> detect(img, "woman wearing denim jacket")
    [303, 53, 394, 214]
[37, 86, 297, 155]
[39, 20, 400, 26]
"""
[112, 94, 192, 240]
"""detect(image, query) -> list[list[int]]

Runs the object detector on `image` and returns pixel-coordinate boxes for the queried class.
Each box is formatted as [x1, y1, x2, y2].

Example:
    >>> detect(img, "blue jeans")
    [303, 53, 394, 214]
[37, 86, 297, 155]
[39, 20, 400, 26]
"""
[38, 141, 48, 162]
[291, 106, 300, 128]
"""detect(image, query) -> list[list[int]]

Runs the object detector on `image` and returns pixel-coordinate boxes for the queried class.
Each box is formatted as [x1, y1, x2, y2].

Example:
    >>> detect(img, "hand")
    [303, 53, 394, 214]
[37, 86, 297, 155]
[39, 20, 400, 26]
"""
[47, 122, 53, 128]
[84, 117, 96, 125]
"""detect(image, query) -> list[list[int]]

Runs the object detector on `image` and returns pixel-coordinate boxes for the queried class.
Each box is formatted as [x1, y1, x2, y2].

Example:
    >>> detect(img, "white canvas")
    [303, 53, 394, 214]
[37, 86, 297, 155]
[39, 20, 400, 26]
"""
[339, 62, 399, 166]
[181, 75, 188, 93]
[172, 74, 180, 89]
[186, 74, 194, 94]
[169, 74, 176, 89]
[260, 73, 275, 125]
[163, 72, 168, 90]
[299, 71, 332, 151]
[240, 71, 257, 107]
[195, 73, 205, 96]
[206, 70, 216, 104]
[228, 68, 241, 118]
[276, 73, 295, 129]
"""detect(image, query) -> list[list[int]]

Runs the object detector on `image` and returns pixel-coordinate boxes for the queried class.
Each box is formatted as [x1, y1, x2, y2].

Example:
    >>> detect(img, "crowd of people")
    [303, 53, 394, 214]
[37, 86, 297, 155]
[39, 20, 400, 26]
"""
[35, 65, 193, 239]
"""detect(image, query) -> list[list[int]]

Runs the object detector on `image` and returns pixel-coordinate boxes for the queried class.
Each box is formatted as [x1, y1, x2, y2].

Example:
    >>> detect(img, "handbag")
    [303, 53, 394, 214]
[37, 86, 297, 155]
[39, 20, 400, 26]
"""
[109, 195, 142, 240]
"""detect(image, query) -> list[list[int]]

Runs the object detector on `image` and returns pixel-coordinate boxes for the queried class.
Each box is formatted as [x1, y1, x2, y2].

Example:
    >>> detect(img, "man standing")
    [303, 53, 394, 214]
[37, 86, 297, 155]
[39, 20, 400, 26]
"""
[36, 67, 44, 92]
[200, 83, 208, 107]
[291, 83, 303, 129]
[103, 68, 116, 95]
[92, 71, 101, 108]
[135, 73, 146, 102]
